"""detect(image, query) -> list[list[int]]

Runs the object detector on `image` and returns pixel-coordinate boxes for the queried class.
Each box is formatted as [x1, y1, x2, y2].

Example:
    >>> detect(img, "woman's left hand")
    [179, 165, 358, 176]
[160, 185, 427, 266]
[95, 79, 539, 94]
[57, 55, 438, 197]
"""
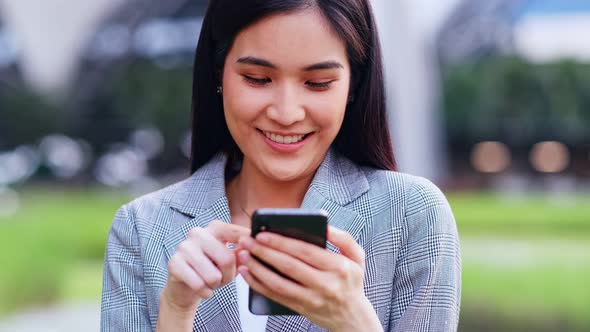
[236, 226, 383, 332]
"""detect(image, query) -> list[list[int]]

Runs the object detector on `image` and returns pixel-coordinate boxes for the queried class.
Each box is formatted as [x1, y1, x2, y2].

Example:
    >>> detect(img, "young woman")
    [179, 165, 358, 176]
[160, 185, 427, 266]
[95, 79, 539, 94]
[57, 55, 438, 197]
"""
[101, 1, 461, 331]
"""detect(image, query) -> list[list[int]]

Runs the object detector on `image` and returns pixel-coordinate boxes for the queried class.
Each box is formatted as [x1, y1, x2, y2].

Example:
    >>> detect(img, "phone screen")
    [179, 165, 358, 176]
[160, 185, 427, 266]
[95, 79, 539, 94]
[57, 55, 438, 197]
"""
[248, 208, 328, 315]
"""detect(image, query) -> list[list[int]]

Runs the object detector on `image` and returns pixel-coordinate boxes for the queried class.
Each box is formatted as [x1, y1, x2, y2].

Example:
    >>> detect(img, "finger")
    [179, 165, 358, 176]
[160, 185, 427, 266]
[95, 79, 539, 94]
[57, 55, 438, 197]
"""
[196, 230, 238, 285]
[207, 220, 250, 244]
[327, 226, 365, 267]
[237, 251, 311, 312]
[168, 255, 214, 299]
[239, 236, 323, 288]
[237, 266, 303, 315]
[253, 232, 336, 270]
[177, 241, 222, 289]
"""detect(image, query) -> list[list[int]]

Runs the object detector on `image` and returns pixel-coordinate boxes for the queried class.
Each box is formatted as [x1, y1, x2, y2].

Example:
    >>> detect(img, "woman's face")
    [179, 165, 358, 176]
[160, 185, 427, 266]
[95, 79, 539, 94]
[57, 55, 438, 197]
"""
[222, 9, 351, 183]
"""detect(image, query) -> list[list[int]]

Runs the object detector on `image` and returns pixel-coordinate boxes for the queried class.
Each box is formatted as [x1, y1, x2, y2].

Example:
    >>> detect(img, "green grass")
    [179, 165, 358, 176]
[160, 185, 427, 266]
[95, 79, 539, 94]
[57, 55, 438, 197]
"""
[448, 192, 590, 235]
[0, 188, 588, 331]
[460, 236, 590, 331]
[60, 261, 105, 302]
[463, 262, 590, 322]
[0, 188, 129, 315]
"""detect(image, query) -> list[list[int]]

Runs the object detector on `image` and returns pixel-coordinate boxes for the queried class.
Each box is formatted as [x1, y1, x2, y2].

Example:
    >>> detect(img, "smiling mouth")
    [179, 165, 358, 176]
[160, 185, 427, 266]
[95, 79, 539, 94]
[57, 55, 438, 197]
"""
[257, 129, 313, 144]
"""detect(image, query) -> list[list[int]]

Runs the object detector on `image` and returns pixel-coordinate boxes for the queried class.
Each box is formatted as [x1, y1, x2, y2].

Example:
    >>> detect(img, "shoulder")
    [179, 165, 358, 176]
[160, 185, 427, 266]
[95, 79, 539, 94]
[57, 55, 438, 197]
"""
[360, 168, 459, 259]
[115, 152, 228, 224]
[110, 179, 191, 232]
[360, 167, 454, 222]
[124, 180, 186, 215]
[361, 167, 446, 204]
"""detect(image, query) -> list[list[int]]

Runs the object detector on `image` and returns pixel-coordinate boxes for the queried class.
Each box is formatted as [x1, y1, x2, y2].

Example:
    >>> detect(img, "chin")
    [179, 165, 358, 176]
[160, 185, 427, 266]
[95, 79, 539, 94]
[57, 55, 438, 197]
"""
[265, 168, 304, 182]
[261, 161, 311, 183]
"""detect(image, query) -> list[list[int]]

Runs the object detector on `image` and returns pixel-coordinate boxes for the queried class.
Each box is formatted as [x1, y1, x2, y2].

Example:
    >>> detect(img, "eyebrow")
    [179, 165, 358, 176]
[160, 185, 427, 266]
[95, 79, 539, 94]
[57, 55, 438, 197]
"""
[237, 56, 275, 68]
[303, 61, 344, 71]
[236, 56, 344, 71]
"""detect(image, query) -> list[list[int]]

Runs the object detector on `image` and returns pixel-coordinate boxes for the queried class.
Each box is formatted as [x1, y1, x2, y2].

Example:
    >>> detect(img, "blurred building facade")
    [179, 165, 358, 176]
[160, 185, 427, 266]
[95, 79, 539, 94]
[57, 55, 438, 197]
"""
[438, 0, 590, 190]
[0, 0, 462, 184]
[0, 0, 588, 190]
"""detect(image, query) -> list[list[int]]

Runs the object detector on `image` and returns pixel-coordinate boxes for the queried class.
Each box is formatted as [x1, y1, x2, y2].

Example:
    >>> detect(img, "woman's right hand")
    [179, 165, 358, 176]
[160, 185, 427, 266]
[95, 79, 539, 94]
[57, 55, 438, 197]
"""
[161, 220, 250, 312]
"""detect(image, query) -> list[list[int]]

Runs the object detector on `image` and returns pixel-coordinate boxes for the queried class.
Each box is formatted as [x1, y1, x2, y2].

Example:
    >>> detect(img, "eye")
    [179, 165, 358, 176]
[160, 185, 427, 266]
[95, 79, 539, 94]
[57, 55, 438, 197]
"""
[242, 75, 271, 86]
[306, 80, 335, 90]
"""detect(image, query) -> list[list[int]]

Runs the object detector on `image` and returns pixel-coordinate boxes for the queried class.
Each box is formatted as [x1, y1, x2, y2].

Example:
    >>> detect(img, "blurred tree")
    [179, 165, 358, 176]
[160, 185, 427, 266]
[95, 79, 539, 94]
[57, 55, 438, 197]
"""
[0, 82, 64, 149]
[443, 56, 590, 149]
[70, 58, 192, 172]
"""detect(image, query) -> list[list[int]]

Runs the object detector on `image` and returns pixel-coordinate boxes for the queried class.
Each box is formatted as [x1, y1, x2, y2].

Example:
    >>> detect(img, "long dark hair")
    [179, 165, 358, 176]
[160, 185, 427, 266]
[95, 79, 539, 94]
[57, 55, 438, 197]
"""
[190, 0, 396, 173]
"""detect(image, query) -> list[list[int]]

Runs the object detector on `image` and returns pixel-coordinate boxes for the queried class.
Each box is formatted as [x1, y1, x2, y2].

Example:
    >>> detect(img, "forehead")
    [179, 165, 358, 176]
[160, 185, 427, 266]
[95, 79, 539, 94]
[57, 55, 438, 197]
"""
[228, 9, 349, 68]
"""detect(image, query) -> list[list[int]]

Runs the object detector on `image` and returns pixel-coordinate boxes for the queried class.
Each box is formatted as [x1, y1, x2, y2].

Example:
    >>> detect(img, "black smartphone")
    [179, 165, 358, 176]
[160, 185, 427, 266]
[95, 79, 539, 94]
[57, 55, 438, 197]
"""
[248, 208, 328, 315]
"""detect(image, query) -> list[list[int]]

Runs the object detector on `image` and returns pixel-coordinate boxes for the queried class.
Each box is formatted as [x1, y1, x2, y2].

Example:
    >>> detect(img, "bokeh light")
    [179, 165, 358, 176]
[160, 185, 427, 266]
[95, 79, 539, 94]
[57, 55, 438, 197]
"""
[133, 18, 202, 58]
[180, 131, 191, 159]
[470, 141, 512, 173]
[88, 24, 131, 60]
[94, 145, 148, 187]
[39, 135, 90, 178]
[529, 141, 570, 173]
[0, 146, 40, 186]
[0, 28, 19, 68]
[130, 127, 164, 160]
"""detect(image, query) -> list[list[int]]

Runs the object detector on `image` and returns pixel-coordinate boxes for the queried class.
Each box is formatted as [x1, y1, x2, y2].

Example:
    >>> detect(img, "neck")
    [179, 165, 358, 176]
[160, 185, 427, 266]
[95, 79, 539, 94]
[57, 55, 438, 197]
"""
[227, 159, 314, 219]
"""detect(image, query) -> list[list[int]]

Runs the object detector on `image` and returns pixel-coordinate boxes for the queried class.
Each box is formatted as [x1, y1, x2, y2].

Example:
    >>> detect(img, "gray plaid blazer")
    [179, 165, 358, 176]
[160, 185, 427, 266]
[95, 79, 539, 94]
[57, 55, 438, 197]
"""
[101, 149, 461, 331]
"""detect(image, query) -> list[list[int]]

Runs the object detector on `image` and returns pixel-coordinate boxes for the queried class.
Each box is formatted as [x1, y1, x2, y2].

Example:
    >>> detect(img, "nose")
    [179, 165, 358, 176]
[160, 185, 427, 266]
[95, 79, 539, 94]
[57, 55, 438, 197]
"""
[266, 84, 305, 126]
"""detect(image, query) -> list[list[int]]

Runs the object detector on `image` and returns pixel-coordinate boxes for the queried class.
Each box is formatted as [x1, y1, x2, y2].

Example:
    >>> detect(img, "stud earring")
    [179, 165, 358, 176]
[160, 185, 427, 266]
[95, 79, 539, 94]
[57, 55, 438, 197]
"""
[216, 86, 223, 95]
[347, 94, 355, 104]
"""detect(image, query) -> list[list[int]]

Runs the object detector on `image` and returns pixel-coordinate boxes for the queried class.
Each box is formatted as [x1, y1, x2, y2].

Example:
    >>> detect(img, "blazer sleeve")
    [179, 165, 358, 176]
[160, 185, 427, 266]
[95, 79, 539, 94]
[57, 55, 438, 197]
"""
[101, 204, 152, 331]
[389, 177, 461, 332]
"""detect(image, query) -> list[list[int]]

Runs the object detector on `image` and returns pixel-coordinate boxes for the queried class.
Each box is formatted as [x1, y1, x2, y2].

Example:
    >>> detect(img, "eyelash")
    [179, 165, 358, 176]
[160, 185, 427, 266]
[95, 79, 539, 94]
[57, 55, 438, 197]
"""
[242, 75, 334, 89]
[242, 75, 271, 86]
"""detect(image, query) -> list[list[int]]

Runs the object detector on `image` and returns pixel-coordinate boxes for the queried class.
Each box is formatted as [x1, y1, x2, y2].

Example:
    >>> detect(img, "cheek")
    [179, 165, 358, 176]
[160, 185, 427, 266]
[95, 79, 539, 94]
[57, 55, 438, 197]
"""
[223, 77, 267, 125]
[309, 92, 347, 133]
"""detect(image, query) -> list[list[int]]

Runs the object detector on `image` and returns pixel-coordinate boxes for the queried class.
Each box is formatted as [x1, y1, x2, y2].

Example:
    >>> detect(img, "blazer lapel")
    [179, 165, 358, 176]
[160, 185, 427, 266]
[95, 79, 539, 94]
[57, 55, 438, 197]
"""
[163, 152, 242, 332]
[302, 148, 370, 251]
[266, 149, 370, 332]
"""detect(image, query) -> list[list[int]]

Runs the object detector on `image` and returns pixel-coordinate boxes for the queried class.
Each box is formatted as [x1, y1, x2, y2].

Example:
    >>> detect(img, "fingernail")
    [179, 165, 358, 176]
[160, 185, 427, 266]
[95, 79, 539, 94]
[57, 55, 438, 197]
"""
[238, 250, 250, 262]
[256, 233, 270, 243]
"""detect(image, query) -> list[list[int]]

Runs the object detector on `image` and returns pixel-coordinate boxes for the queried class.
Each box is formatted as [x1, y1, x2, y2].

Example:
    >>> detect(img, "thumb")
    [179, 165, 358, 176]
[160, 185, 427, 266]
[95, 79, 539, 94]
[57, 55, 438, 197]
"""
[327, 226, 365, 267]
[207, 220, 250, 244]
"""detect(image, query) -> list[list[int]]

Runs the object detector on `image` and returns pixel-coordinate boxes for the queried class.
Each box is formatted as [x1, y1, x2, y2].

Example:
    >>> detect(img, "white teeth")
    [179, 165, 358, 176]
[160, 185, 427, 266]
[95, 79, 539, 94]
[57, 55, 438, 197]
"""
[263, 131, 306, 144]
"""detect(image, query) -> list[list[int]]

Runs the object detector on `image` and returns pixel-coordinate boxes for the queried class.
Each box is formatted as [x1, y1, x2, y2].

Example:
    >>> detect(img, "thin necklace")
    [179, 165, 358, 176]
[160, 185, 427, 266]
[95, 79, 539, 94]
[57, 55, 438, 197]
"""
[239, 204, 253, 220]
[234, 174, 253, 220]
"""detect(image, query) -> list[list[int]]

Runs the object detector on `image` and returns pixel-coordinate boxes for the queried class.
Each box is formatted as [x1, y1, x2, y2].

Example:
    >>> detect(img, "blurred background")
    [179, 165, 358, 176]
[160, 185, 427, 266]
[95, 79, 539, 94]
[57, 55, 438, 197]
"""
[0, 0, 588, 331]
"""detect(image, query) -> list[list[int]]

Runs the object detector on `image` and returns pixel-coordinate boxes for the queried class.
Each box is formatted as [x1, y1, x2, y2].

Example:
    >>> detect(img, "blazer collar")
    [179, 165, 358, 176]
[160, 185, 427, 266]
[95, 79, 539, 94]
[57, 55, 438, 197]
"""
[168, 148, 369, 218]
[163, 148, 370, 332]
[168, 152, 229, 218]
